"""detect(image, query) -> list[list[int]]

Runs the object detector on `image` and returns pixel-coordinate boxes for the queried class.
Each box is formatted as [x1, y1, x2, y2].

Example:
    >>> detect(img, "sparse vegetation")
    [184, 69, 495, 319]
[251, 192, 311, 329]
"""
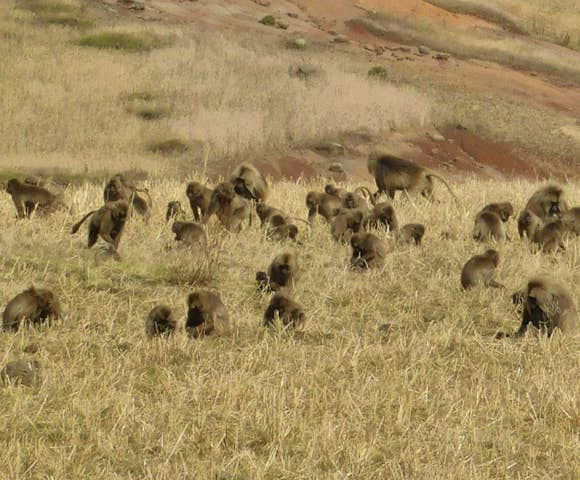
[368, 64, 389, 81]
[259, 14, 276, 26]
[146, 136, 191, 155]
[17, 0, 92, 28]
[424, 0, 580, 51]
[350, 12, 580, 83]
[76, 31, 172, 52]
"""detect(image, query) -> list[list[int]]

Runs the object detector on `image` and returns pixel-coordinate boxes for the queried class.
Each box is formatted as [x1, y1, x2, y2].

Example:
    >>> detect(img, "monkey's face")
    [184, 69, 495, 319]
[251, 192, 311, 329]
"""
[306, 192, 318, 209]
[288, 225, 299, 239]
[187, 293, 201, 309]
[270, 215, 286, 227]
[6, 179, 18, 194]
[186, 183, 203, 200]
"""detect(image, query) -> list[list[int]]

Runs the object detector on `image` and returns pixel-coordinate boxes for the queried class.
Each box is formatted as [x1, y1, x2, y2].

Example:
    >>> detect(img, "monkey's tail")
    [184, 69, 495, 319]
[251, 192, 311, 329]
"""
[71, 210, 97, 234]
[289, 217, 311, 227]
[428, 174, 459, 202]
[354, 186, 375, 205]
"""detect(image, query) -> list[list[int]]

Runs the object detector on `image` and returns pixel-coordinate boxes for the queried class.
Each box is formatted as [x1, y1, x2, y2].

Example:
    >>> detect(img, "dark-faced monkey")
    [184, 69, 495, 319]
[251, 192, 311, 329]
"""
[230, 162, 269, 202]
[256, 252, 297, 292]
[2, 287, 62, 332]
[365, 201, 398, 232]
[103, 174, 151, 218]
[5, 178, 65, 218]
[500, 277, 578, 337]
[186, 291, 230, 338]
[267, 215, 300, 242]
[186, 181, 213, 221]
[71, 200, 129, 250]
[305, 191, 342, 223]
[145, 305, 177, 337]
[460, 249, 503, 290]
[367, 153, 457, 201]
[171, 221, 206, 247]
[396, 223, 425, 246]
[263, 293, 306, 330]
[331, 208, 365, 243]
[350, 232, 386, 269]
[166, 201, 185, 223]
[202, 182, 251, 232]
[473, 211, 508, 242]
[522, 185, 568, 221]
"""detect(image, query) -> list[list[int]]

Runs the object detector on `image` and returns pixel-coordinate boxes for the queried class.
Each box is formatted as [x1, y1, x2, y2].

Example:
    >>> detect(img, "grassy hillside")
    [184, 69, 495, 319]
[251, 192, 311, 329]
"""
[0, 1, 579, 478]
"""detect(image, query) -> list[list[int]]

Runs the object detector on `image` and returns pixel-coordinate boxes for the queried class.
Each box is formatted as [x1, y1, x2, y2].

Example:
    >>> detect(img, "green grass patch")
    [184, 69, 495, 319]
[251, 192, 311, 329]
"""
[75, 31, 172, 53]
[368, 65, 389, 81]
[18, 0, 93, 29]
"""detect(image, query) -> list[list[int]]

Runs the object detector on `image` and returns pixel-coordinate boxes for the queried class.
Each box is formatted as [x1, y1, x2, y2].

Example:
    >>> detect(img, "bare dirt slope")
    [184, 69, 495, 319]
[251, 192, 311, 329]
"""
[105, 0, 580, 179]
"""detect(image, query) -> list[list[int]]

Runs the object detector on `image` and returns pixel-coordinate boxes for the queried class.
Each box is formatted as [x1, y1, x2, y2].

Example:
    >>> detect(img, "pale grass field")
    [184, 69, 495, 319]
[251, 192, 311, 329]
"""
[359, 9, 580, 83]
[0, 1, 431, 177]
[0, 177, 579, 479]
[1, 1, 580, 479]
[424, 0, 580, 50]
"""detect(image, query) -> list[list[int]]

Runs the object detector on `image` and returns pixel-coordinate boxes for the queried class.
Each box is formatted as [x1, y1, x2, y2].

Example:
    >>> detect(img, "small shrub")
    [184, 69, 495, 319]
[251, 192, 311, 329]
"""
[147, 137, 190, 155]
[76, 32, 172, 53]
[18, 0, 93, 28]
[259, 15, 276, 26]
[127, 103, 170, 120]
[368, 65, 388, 81]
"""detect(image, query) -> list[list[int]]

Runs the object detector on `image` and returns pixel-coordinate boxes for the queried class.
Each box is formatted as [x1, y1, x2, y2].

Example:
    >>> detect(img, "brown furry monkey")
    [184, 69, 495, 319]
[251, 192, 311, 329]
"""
[103, 174, 151, 218]
[171, 221, 206, 247]
[396, 223, 425, 246]
[256, 252, 297, 292]
[305, 191, 342, 223]
[331, 208, 365, 243]
[350, 232, 386, 269]
[473, 211, 508, 242]
[366, 201, 398, 231]
[186, 291, 230, 338]
[145, 305, 177, 337]
[460, 249, 503, 289]
[367, 153, 457, 201]
[186, 181, 213, 221]
[5, 178, 65, 218]
[166, 201, 185, 223]
[230, 162, 269, 202]
[263, 293, 306, 329]
[2, 287, 62, 332]
[71, 200, 129, 250]
[202, 182, 251, 232]
[499, 277, 578, 337]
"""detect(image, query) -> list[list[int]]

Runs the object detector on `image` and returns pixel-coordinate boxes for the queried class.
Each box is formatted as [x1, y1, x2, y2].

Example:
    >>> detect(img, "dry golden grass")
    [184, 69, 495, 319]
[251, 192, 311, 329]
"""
[354, 11, 580, 83]
[424, 0, 580, 51]
[0, 177, 579, 478]
[1, 2, 579, 478]
[0, 0, 431, 177]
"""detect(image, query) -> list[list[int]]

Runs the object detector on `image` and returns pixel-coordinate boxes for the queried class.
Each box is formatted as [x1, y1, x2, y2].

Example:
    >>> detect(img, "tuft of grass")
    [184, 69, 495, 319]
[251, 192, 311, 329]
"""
[18, 0, 92, 28]
[126, 100, 170, 120]
[75, 31, 172, 52]
[259, 15, 276, 26]
[146, 137, 191, 155]
[368, 65, 389, 81]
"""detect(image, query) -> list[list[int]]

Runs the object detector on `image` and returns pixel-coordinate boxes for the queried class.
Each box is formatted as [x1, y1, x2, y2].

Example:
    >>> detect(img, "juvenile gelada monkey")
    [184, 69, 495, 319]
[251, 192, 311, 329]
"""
[460, 249, 503, 290]
[2, 286, 61, 332]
